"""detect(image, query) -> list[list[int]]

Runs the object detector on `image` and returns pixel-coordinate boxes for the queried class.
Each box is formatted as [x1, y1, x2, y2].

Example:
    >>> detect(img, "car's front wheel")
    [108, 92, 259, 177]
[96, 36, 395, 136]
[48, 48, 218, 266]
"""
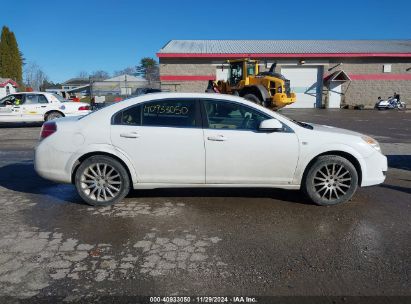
[75, 155, 130, 206]
[302, 155, 358, 206]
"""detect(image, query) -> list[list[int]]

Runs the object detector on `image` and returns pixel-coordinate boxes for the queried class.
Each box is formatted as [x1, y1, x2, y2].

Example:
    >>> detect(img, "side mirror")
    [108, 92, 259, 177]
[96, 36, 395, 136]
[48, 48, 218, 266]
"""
[259, 119, 283, 132]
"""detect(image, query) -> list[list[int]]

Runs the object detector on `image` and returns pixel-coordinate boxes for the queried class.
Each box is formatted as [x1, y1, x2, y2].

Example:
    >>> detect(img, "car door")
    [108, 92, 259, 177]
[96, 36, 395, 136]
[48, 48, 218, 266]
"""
[202, 99, 300, 185]
[0, 94, 23, 122]
[21, 94, 49, 121]
[110, 98, 205, 184]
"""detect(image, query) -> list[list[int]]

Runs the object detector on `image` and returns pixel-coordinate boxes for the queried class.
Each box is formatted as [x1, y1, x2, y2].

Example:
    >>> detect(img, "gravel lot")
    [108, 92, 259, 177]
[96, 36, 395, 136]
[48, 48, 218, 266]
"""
[0, 109, 410, 302]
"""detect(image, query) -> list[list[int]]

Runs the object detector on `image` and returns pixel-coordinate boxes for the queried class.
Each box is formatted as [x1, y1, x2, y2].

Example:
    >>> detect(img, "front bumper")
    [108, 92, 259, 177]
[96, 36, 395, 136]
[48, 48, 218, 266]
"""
[361, 151, 388, 187]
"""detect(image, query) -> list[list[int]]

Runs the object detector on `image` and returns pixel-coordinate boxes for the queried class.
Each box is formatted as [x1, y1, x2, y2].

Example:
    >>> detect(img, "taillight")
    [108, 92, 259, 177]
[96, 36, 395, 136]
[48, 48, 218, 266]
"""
[78, 106, 90, 111]
[40, 122, 57, 139]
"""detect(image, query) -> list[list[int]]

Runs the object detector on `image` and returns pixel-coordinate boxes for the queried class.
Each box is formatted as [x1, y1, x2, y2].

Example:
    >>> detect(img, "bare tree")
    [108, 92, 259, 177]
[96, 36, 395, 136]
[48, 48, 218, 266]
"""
[77, 71, 89, 79]
[24, 62, 48, 91]
[113, 66, 137, 77]
[90, 70, 110, 80]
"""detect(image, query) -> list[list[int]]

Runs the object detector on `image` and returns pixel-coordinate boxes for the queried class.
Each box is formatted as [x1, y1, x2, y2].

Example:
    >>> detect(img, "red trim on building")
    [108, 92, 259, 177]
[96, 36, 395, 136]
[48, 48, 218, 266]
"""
[160, 75, 216, 81]
[157, 52, 411, 58]
[0, 79, 19, 87]
[349, 74, 411, 80]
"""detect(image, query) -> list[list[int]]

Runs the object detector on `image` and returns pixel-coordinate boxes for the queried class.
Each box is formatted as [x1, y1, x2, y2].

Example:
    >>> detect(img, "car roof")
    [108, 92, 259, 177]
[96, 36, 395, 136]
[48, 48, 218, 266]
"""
[90, 92, 280, 122]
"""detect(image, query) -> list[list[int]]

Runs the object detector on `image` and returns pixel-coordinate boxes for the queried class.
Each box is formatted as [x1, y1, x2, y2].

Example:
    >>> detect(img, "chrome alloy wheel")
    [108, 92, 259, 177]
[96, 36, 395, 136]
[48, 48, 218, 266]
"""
[313, 163, 352, 201]
[80, 163, 122, 202]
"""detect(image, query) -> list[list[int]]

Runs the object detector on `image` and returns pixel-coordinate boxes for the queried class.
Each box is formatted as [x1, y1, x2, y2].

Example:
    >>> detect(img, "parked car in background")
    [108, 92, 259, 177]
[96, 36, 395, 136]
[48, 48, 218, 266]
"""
[0, 92, 91, 122]
[35, 93, 387, 207]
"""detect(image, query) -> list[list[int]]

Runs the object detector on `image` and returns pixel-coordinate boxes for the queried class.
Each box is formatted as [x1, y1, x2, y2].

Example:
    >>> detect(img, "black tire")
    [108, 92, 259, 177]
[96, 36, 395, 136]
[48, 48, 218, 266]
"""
[302, 155, 358, 206]
[75, 155, 130, 206]
[45, 111, 63, 121]
[243, 94, 265, 106]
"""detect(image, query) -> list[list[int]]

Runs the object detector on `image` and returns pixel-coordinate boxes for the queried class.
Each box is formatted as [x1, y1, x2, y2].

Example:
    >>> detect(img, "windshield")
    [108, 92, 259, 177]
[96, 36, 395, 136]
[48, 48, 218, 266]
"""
[271, 109, 314, 130]
[52, 93, 69, 102]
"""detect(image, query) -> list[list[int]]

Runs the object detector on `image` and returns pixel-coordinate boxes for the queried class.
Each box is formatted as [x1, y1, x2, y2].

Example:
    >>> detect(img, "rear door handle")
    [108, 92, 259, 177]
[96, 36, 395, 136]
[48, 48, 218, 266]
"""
[207, 135, 227, 142]
[120, 132, 139, 138]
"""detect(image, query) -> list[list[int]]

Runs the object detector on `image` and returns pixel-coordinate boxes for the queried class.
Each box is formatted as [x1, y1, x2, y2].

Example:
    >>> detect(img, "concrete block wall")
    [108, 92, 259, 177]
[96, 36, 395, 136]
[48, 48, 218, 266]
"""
[159, 57, 411, 108]
[328, 59, 411, 107]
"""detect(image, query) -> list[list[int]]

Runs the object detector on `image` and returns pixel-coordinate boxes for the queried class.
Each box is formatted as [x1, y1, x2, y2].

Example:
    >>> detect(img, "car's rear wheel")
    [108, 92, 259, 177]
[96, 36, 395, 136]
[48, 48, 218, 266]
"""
[302, 155, 358, 206]
[75, 156, 130, 206]
[45, 111, 63, 121]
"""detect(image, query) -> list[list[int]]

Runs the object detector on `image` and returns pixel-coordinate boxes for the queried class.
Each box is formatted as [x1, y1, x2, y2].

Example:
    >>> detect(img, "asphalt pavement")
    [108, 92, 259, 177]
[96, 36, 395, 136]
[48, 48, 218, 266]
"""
[0, 109, 410, 302]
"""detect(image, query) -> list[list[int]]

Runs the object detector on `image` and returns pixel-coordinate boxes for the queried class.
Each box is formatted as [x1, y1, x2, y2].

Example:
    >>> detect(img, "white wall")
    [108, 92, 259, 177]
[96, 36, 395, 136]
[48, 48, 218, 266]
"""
[0, 84, 17, 99]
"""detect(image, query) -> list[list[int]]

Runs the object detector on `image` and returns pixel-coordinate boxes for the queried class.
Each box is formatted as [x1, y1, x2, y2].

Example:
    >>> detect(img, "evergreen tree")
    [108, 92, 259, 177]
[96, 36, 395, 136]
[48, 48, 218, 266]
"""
[0, 26, 23, 83]
[0, 26, 11, 78]
[9, 31, 22, 82]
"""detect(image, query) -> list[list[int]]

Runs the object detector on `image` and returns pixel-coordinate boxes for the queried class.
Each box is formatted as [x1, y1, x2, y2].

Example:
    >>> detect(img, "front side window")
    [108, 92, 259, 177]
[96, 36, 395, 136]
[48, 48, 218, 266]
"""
[142, 99, 197, 127]
[0, 95, 16, 106]
[229, 62, 243, 86]
[204, 99, 270, 131]
[0, 94, 24, 106]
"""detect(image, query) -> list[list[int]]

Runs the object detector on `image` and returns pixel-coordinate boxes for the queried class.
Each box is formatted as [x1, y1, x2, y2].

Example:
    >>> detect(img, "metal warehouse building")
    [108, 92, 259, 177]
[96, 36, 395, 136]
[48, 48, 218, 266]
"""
[157, 40, 411, 108]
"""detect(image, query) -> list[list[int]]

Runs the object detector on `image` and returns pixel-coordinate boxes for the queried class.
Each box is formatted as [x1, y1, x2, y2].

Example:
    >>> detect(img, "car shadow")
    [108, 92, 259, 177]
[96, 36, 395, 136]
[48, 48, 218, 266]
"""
[129, 187, 312, 205]
[0, 122, 43, 128]
[387, 155, 411, 171]
[0, 162, 84, 204]
[379, 184, 411, 195]
[0, 162, 312, 206]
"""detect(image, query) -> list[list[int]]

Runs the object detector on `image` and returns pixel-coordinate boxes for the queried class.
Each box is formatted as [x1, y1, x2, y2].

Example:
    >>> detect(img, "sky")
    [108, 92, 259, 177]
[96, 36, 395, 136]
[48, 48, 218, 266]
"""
[2, 0, 411, 83]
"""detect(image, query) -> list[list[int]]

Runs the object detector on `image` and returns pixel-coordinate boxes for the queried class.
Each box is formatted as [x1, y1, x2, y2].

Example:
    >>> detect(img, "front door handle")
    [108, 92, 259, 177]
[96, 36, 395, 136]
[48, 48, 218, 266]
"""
[120, 132, 139, 139]
[207, 135, 227, 142]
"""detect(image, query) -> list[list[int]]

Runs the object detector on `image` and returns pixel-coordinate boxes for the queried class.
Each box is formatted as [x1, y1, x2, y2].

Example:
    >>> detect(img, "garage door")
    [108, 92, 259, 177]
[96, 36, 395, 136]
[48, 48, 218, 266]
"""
[281, 67, 322, 108]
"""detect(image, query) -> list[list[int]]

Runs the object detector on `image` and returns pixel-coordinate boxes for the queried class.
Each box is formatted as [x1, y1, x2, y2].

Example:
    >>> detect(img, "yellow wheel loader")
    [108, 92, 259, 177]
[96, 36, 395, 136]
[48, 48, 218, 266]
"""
[206, 59, 296, 109]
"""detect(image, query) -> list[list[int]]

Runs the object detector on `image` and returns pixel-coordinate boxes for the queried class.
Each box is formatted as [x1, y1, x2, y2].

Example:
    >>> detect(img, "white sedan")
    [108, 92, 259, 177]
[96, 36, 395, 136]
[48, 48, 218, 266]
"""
[34, 93, 387, 206]
[0, 92, 91, 122]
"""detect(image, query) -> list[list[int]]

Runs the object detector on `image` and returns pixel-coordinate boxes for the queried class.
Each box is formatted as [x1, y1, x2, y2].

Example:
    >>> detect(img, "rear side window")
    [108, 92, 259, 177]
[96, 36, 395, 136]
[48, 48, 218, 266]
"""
[112, 105, 142, 125]
[24, 94, 39, 104]
[112, 99, 197, 127]
[142, 99, 197, 127]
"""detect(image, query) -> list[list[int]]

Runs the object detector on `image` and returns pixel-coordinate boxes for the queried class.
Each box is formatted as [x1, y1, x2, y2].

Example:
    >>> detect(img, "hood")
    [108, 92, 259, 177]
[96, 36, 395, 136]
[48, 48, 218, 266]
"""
[310, 123, 363, 137]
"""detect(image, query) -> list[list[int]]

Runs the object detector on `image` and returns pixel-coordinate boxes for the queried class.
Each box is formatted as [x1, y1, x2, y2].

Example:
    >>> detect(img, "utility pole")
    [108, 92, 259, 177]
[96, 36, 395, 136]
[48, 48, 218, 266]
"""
[125, 74, 128, 98]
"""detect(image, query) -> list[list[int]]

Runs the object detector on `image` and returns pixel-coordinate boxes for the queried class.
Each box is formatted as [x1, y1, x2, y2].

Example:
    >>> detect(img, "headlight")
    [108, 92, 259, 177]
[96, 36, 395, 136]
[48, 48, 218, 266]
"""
[361, 135, 381, 152]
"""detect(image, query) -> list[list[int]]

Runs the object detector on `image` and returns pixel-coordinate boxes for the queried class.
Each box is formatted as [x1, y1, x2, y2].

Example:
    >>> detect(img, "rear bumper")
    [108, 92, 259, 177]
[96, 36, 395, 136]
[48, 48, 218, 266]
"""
[361, 151, 387, 187]
[34, 141, 72, 183]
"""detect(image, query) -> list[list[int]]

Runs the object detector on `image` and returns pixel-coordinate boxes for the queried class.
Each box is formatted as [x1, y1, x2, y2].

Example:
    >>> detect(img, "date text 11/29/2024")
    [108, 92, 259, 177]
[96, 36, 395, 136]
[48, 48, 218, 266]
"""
[149, 296, 258, 303]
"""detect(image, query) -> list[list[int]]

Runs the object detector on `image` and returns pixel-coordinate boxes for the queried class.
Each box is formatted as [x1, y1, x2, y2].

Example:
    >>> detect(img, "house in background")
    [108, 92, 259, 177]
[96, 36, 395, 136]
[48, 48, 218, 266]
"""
[61, 78, 90, 90]
[46, 77, 91, 99]
[0, 78, 19, 98]
[91, 74, 151, 101]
